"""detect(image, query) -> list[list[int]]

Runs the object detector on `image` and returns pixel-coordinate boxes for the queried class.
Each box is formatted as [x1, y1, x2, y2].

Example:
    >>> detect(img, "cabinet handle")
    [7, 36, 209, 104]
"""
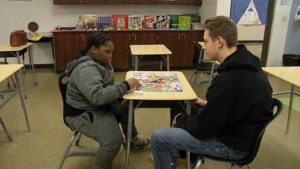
[79, 0, 82, 3]
[156, 35, 159, 40]
[133, 33, 136, 41]
[178, 34, 181, 40]
[181, 33, 185, 40]
[130, 0, 134, 3]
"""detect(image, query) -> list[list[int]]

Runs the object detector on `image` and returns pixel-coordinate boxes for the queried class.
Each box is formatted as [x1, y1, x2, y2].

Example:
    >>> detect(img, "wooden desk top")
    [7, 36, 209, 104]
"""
[262, 67, 300, 88]
[0, 43, 32, 52]
[123, 71, 197, 100]
[130, 44, 172, 55]
[0, 64, 23, 82]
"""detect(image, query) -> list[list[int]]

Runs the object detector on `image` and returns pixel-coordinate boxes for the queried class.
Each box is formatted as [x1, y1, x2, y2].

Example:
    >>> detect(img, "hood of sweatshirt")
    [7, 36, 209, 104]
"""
[66, 55, 112, 75]
[217, 44, 261, 73]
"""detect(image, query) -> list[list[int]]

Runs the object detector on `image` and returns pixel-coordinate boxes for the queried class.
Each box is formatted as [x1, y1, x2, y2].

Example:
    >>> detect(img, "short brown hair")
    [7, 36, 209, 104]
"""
[205, 16, 237, 48]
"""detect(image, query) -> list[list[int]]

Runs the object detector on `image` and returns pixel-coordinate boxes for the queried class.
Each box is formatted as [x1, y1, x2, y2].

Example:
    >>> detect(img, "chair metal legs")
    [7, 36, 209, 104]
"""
[57, 131, 95, 169]
[75, 132, 82, 146]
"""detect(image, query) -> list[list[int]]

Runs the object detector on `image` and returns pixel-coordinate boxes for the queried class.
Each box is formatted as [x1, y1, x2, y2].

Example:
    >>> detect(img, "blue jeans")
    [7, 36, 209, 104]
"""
[151, 128, 248, 169]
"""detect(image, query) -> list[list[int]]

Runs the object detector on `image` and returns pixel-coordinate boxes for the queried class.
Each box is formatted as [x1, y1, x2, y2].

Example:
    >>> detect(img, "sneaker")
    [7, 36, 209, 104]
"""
[130, 136, 150, 149]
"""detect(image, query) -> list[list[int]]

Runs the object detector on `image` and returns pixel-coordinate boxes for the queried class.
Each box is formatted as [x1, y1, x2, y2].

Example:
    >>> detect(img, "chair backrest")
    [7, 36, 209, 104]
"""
[123, 43, 133, 70]
[58, 72, 70, 127]
[192, 41, 204, 67]
[234, 98, 283, 166]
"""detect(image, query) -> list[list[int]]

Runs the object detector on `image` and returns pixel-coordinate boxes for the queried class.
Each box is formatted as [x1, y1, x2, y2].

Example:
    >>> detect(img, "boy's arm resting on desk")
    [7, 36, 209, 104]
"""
[175, 78, 234, 138]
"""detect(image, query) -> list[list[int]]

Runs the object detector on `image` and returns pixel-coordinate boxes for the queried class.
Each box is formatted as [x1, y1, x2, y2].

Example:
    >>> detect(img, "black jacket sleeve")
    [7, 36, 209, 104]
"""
[175, 74, 235, 138]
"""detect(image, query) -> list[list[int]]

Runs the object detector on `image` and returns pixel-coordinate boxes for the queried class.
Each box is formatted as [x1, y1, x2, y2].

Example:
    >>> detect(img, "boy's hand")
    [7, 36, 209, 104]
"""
[192, 97, 207, 107]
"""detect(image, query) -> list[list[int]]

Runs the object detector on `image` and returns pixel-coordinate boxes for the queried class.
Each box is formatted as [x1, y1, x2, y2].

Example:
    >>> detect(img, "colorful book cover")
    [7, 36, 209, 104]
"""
[169, 15, 178, 29]
[112, 15, 128, 30]
[97, 16, 112, 30]
[143, 15, 155, 29]
[156, 15, 170, 30]
[178, 16, 191, 30]
[128, 15, 143, 30]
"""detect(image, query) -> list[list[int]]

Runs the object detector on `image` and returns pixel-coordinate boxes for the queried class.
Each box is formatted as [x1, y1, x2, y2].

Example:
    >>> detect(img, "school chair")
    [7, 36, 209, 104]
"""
[189, 41, 218, 88]
[123, 43, 164, 71]
[187, 98, 283, 169]
[57, 72, 95, 169]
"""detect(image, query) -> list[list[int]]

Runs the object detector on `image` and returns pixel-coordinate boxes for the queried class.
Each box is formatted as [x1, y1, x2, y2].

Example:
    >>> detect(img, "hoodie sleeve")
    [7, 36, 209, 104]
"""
[175, 74, 234, 138]
[73, 64, 129, 106]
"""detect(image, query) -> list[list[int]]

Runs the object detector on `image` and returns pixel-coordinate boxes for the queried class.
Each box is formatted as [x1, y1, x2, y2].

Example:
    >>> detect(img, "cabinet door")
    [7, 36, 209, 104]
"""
[104, 0, 126, 3]
[157, 31, 181, 67]
[106, 31, 130, 69]
[130, 31, 157, 44]
[54, 32, 89, 71]
[178, 31, 204, 67]
[179, 0, 201, 5]
[156, 0, 178, 4]
[54, 0, 104, 4]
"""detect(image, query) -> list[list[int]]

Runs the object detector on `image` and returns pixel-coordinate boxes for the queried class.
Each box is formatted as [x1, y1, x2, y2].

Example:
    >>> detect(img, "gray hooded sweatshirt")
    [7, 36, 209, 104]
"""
[65, 55, 129, 117]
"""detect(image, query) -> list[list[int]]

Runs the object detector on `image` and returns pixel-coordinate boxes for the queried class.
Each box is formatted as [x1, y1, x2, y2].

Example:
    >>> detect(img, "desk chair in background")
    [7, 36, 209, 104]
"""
[189, 41, 218, 88]
[57, 72, 95, 169]
[188, 98, 283, 169]
[124, 43, 164, 71]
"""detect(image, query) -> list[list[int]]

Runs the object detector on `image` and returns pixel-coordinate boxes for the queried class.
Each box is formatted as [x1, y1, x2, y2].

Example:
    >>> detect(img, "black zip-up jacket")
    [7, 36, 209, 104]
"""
[176, 44, 273, 152]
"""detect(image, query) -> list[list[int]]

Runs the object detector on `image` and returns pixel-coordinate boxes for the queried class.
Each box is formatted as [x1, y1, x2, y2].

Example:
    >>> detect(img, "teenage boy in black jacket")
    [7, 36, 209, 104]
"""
[151, 16, 273, 169]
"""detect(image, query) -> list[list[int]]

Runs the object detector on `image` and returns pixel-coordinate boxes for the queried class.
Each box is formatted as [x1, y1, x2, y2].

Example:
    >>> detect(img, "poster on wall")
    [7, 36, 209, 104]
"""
[230, 0, 269, 25]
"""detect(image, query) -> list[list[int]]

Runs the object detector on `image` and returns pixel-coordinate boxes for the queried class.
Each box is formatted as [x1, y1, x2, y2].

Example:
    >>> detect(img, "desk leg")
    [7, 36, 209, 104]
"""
[167, 55, 170, 71]
[28, 46, 38, 86]
[0, 117, 13, 141]
[15, 51, 27, 99]
[15, 70, 31, 131]
[286, 84, 294, 133]
[134, 55, 138, 71]
[186, 101, 191, 169]
[125, 100, 133, 169]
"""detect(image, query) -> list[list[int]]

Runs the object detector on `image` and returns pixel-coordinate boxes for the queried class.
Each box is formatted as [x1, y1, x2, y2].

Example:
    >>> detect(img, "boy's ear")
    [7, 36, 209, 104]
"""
[216, 36, 225, 48]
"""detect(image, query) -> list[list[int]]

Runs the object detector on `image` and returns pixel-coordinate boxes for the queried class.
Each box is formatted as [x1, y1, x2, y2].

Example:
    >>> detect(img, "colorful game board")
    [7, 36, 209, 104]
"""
[133, 73, 182, 92]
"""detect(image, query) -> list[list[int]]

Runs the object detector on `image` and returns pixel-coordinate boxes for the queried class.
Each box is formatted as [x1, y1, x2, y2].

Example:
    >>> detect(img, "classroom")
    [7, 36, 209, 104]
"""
[0, 0, 299, 169]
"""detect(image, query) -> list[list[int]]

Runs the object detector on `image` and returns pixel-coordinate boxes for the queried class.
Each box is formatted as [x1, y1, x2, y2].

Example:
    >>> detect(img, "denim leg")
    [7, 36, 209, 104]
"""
[151, 128, 247, 169]
[66, 111, 123, 169]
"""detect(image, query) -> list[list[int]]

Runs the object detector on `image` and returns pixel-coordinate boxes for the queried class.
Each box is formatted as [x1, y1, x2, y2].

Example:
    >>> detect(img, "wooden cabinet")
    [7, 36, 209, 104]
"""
[54, 0, 199, 4]
[157, 31, 203, 68]
[156, 0, 201, 5]
[53, 32, 90, 71]
[53, 30, 203, 71]
[105, 0, 155, 4]
[53, 0, 104, 4]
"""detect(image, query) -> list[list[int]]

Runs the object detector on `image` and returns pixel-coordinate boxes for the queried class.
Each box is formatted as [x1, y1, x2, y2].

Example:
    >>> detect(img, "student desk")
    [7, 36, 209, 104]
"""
[0, 43, 37, 86]
[28, 32, 55, 70]
[123, 71, 197, 169]
[130, 44, 172, 71]
[0, 64, 31, 141]
[262, 67, 300, 133]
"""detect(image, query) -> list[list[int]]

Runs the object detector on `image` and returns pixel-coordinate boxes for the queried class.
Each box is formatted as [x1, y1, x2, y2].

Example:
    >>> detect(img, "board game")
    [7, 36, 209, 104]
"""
[133, 73, 182, 92]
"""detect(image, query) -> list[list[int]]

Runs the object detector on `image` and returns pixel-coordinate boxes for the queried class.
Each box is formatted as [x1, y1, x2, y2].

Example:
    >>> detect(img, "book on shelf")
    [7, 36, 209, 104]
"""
[128, 15, 143, 30]
[112, 15, 128, 30]
[143, 15, 155, 29]
[97, 16, 112, 30]
[156, 15, 170, 30]
[169, 15, 178, 29]
[178, 15, 191, 30]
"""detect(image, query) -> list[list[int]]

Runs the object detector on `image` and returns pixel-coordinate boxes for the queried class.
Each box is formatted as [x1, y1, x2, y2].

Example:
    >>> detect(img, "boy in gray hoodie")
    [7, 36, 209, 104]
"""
[65, 32, 149, 169]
